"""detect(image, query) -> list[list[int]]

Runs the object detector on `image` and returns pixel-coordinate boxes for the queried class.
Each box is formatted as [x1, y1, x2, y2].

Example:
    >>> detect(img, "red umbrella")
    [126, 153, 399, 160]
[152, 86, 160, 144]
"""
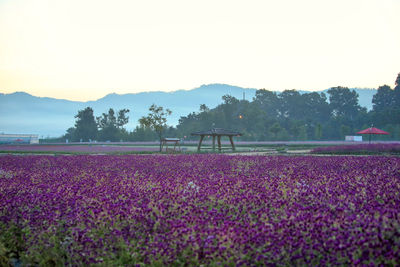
[357, 127, 389, 143]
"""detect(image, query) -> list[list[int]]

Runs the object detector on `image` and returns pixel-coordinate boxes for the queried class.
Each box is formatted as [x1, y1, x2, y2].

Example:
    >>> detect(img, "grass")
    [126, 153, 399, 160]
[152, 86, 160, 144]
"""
[2, 143, 400, 156]
[0, 150, 161, 156]
[311, 143, 400, 155]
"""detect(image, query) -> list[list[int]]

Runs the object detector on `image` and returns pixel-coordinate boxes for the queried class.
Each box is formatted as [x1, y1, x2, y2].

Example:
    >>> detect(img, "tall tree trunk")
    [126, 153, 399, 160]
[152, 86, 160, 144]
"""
[158, 132, 162, 152]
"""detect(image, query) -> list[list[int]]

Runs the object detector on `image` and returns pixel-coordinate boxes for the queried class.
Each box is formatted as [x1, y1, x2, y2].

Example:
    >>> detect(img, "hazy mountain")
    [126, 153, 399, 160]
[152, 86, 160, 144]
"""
[0, 84, 257, 137]
[0, 84, 376, 137]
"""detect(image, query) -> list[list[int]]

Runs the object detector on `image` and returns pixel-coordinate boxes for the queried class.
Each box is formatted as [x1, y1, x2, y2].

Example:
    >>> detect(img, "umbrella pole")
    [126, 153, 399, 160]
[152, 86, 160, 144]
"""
[369, 134, 371, 144]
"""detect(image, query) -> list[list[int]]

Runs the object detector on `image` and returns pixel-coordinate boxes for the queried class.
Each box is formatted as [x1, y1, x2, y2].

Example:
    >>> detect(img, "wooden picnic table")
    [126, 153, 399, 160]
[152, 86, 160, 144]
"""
[191, 128, 241, 152]
[161, 138, 181, 153]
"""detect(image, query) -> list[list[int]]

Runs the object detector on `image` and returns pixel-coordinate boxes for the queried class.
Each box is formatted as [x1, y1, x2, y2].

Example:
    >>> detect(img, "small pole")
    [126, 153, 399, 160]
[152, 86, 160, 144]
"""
[229, 136, 236, 151]
[197, 135, 204, 151]
[369, 124, 373, 144]
[212, 136, 216, 151]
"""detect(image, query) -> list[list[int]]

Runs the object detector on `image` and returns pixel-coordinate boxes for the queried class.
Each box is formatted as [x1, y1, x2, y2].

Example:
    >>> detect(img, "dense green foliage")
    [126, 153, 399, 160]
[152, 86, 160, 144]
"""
[66, 108, 130, 142]
[173, 76, 400, 141]
[139, 104, 172, 151]
[72, 107, 98, 142]
[65, 73, 400, 142]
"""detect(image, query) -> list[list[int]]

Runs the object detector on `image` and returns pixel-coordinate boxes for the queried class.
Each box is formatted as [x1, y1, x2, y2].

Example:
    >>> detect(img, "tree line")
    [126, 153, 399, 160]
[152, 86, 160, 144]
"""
[65, 73, 400, 142]
[65, 108, 130, 142]
[64, 105, 172, 145]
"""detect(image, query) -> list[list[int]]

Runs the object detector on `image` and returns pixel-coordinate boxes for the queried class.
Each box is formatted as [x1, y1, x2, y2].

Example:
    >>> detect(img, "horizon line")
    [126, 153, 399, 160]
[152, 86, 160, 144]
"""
[0, 83, 378, 102]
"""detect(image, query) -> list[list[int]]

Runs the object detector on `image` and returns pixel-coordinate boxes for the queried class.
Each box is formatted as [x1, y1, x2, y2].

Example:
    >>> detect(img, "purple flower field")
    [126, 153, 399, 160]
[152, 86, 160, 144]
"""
[0, 145, 158, 153]
[311, 143, 400, 154]
[0, 155, 399, 265]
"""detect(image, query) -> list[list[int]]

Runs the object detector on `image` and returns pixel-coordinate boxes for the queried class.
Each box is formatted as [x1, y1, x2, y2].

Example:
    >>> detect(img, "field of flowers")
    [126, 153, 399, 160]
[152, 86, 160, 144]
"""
[0, 145, 158, 153]
[311, 143, 400, 155]
[1, 154, 399, 265]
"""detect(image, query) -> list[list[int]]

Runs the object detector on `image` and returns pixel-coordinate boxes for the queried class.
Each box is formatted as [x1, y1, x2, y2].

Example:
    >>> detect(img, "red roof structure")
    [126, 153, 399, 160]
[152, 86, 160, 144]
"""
[357, 127, 389, 143]
[356, 127, 389, 135]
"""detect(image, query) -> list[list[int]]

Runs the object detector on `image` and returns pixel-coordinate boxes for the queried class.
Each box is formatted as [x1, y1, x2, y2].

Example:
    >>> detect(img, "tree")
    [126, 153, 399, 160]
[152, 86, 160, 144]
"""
[97, 108, 118, 141]
[64, 127, 76, 142]
[74, 107, 98, 142]
[199, 104, 210, 113]
[269, 122, 282, 140]
[96, 108, 130, 141]
[297, 125, 308, 141]
[253, 89, 280, 118]
[279, 90, 303, 119]
[236, 101, 266, 138]
[139, 104, 172, 151]
[327, 87, 361, 120]
[372, 85, 394, 112]
[314, 123, 322, 140]
[371, 77, 400, 126]
[395, 73, 400, 90]
[340, 124, 352, 138]
[130, 125, 157, 141]
[222, 95, 240, 105]
[97, 108, 116, 129]
[394, 73, 400, 106]
[117, 109, 130, 128]
[219, 95, 240, 128]
[301, 92, 330, 123]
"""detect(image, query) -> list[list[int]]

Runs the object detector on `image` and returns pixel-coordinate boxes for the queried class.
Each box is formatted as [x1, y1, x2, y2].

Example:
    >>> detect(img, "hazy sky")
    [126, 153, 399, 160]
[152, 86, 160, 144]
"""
[0, 0, 399, 101]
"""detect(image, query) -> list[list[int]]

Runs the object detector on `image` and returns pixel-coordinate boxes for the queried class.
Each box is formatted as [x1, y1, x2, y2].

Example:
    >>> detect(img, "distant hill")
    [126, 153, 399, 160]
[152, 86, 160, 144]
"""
[0, 84, 376, 137]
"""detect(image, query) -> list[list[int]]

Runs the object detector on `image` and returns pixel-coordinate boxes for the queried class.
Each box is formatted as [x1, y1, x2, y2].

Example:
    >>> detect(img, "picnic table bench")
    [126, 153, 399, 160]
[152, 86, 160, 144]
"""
[161, 138, 181, 153]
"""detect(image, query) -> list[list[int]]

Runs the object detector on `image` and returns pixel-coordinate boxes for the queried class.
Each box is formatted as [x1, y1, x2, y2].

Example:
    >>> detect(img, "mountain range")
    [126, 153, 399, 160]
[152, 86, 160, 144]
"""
[0, 84, 376, 137]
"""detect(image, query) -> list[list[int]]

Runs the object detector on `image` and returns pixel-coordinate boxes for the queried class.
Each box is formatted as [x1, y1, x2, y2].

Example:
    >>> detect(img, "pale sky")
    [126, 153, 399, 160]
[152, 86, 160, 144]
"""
[0, 0, 399, 101]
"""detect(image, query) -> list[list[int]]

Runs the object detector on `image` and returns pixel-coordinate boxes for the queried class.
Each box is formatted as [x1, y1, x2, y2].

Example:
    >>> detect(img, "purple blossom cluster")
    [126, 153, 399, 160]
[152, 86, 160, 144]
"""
[0, 145, 158, 153]
[0, 155, 399, 265]
[311, 143, 400, 154]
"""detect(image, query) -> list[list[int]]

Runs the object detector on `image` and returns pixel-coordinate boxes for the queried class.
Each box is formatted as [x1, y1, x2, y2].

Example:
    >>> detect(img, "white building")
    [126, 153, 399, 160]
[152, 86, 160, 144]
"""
[0, 134, 39, 144]
[345, 135, 363, 142]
